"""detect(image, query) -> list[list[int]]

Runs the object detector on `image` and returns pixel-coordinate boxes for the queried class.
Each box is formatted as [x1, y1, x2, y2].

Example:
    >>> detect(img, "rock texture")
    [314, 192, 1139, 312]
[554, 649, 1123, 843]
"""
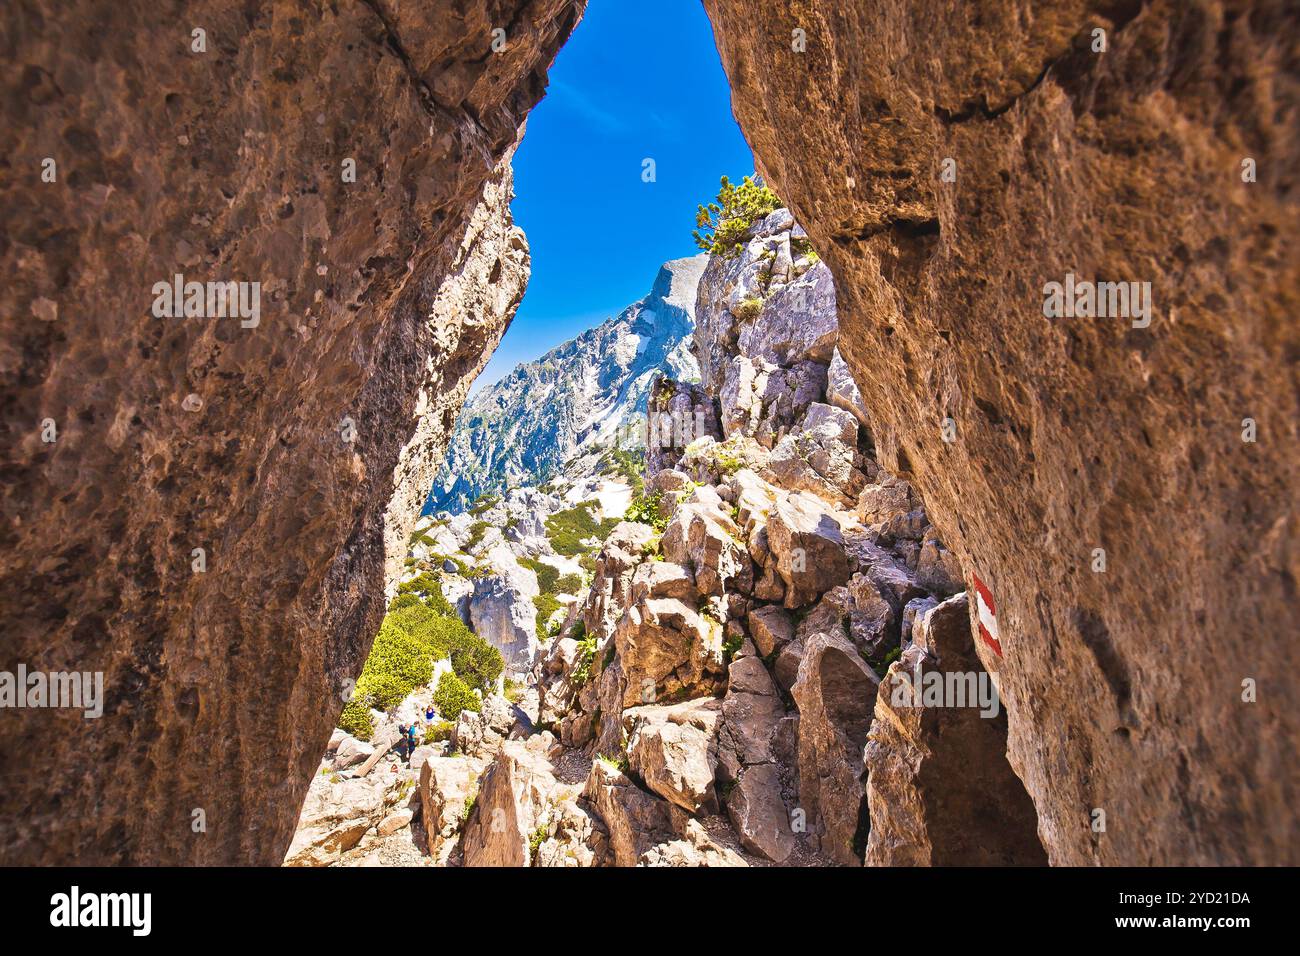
[703, 0, 1300, 865]
[0, 0, 585, 865]
[865, 594, 1047, 866]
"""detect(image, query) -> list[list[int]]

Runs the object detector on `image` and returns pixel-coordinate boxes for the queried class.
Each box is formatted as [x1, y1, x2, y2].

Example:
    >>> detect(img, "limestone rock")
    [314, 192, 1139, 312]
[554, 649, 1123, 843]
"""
[420, 754, 489, 865]
[865, 594, 1046, 866]
[461, 740, 575, 867]
[470, 544, 541, 675]
[581, 761, 677, 867]
[791, 632, 879, 866]
[765, 492, 853, 607]
[624, 698, 722, 814]
[701, 0, 1299, 866]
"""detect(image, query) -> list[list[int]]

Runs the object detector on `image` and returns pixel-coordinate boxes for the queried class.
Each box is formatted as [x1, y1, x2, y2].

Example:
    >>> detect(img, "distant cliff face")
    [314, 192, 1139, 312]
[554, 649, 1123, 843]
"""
[429, 255, 708, 512]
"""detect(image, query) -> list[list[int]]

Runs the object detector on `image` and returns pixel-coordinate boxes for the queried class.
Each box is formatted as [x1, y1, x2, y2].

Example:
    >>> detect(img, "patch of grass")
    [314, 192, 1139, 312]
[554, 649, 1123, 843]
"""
[597, 752, 628, 773]
[571, 632, 599, 688]
[517, 556, 560, 594]
[723, 630, 744, 665]
[466, 520, 491, 551]
[533, 591, 562, 642]
[423, 719, 455, 744]
[503, 678, 526, 705]
[872, 645, 902, 680]
[732, 296, 763, 323]
[529, 822, 550, 863]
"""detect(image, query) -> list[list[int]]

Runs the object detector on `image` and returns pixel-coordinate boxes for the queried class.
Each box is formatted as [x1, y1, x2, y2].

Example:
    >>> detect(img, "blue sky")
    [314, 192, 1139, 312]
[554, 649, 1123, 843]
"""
[472, 0, 754, 391]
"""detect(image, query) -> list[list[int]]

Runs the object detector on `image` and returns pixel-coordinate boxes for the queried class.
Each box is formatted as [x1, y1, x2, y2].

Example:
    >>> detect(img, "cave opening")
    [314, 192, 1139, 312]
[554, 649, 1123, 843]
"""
[287, 0, 1043, 869]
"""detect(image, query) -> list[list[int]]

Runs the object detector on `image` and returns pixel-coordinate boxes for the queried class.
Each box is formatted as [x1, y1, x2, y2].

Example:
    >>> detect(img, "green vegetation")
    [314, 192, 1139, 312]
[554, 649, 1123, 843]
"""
[503, 678, 526, 705]
[544, 501, 619, 556]
[433, 671, 480, 721]
[339, 576, 500, 740]
[571, 632, 599, 688]
[529, 823, 550, 863]
[693, 174, 782, 257]
[873, 645, 902, 680]
[466, 520, 491, 551]
[598, 447, 645, 492]
[624, 489, 667, 533]
[723, 629, 744, 665]
[423, 719, 455, 744]
[791, 235, 819, 263]
[533, 592, 562, 642]
[597, 752, 629, 773]
[732, 296, 763, 323]
[468, 493, 500, 516]
[518, 556, 585, 642]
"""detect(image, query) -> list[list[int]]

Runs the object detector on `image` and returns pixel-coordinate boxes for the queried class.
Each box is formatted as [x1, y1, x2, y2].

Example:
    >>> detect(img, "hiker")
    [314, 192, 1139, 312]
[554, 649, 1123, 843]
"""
[406, 721, 419, 760]
[425, 702, 436, 723]
[395, 723, 411, 763]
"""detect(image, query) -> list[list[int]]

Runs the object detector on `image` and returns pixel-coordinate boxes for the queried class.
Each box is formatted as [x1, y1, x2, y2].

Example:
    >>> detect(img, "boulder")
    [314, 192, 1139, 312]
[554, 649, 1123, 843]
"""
[581, 760, 677, 867]
[461, 740, 574, 867]
[826, 347, 871, 429]
[469, 544, 540, 675]
[765, 492, 853, 607]
[613, 597, 726, 709]
[748, 604, 793, 658]
[376, 808, 413, 837]
[661, 502, 753, 598]
[624, 698, 722, 814]
[791, 631, 880, 866]
[331, 736, 374, 771]
[420, 754, 488, 864]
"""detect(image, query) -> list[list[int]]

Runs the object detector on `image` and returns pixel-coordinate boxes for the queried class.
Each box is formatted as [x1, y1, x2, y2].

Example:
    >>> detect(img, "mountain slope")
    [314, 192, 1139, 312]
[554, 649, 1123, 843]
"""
[427, 254, 707, 512]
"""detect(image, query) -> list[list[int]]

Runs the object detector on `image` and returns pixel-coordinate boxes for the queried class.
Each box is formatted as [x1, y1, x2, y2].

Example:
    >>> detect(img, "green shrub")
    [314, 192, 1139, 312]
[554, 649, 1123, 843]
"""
[533, 592, 562, 642]
[624, 490, 666, 533]
[468, 493, 500, 516]
[503, 678, 526, 705]
[599, 447, 645, 492]
[433, 671, 480, 721]
[693, 175, 782, 257]
[389, 592, 422, 611]
[446, 629, 504, 693]
[423, 719, 455, 744]
[571, 633, 599, 688]
[517, 556, 560, 594]
[545, 502, 619, 556]
[529, 823, 550, 864]
[338, 699, 374, 741]
[732, 296, 763, 323]
[466, 520, 491, 551]
[556, 573, 583, 594]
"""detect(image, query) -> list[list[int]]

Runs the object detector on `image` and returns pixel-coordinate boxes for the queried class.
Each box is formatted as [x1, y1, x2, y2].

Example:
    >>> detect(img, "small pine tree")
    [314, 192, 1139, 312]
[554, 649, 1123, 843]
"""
[693, 175, 782, 257]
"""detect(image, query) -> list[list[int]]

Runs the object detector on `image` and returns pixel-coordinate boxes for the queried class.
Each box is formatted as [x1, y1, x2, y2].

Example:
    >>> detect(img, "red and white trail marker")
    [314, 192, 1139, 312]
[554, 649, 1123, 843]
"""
[971, 575, 1003, 658]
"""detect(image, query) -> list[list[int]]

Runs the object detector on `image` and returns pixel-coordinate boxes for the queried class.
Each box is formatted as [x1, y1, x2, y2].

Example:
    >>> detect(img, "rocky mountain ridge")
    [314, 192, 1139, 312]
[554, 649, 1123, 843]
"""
[428, 254, 707, 513]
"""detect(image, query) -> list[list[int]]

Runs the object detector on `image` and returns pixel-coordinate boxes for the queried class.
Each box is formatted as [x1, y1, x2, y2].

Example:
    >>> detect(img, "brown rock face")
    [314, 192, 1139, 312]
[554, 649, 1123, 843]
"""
[703, 0, 1300, 864]
[865, 594, 1047, 866]
[0, 0, 583, 864]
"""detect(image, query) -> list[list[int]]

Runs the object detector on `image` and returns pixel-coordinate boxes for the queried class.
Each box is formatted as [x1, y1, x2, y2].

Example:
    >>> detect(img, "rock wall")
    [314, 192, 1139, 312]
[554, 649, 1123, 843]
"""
[702, 0, 1299, 864]
[0, 0, 584, 865]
